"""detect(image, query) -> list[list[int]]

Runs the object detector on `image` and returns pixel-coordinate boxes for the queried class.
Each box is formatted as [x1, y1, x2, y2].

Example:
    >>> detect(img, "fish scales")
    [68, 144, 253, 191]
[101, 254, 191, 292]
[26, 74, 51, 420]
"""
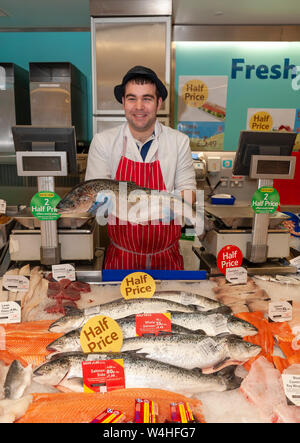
[56, 178, 203, 234]
[169, 312, 258, 337]
[46, 319, 199, 355]
[152, 291, 231, 313]
[121, 334, 261, 370]
[48, 298, 197, 333]
[33, 352, 242, 395]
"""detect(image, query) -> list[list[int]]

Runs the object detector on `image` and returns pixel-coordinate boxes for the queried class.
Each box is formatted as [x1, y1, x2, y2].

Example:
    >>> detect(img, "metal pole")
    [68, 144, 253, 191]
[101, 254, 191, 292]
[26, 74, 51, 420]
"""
[248, 178, 273, 263]
[37, 176, 61, 265]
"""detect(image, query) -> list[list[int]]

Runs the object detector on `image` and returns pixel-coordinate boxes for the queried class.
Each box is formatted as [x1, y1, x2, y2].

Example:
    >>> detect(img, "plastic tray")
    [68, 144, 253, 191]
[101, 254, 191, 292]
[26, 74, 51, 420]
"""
[211, 195, 236, 205]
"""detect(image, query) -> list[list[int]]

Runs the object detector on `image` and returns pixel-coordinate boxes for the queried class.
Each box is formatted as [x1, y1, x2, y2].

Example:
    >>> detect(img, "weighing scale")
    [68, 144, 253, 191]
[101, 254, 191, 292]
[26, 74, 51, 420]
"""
[10, 126, 96, 265]
[196, 130, 298, 275]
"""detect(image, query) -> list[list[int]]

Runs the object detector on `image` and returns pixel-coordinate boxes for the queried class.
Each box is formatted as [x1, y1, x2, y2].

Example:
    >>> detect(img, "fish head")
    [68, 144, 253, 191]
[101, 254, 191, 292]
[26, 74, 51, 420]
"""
[48, 313, 84, 333]
[226, 336, 261, 360]
[56, 182, 97, 214]
[46, 335, 70, 352]
[227, 316, 258, 337]
[33, 359, 70, 385]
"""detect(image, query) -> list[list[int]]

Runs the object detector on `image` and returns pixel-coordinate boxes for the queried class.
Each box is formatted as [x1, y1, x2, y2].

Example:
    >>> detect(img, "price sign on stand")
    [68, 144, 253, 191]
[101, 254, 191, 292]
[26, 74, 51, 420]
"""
[30, 191, 61, 220]
[251, 187, 280, 214]
[217, 245, 243, 274]
[217, 245, 247, 283]
[120, 272, 156, 300]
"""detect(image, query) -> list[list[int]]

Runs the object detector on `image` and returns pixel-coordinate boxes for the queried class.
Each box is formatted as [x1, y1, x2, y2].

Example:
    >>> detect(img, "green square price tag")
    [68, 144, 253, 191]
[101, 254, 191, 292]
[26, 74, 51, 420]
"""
[251, 187, 279, 214]
[30, 191, 61, 221]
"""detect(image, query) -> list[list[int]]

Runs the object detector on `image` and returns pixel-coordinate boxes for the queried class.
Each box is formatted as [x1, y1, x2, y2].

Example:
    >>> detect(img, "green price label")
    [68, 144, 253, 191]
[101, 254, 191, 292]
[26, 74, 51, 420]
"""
[30, 191, 61, 220]
[251, 187, 280, 214]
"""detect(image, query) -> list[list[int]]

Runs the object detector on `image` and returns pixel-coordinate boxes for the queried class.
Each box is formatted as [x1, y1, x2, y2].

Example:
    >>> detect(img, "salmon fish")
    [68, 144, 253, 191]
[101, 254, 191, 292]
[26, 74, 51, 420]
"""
[33, 352, 242, 396]
[121, 334, 262, 371]
[56, 179, 204, 235]
[48, 299, 197, 334]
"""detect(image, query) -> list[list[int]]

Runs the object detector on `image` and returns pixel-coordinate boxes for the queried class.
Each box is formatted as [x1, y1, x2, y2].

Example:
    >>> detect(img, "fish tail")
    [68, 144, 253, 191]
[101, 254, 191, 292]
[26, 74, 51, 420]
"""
[217, 365, 243, 391]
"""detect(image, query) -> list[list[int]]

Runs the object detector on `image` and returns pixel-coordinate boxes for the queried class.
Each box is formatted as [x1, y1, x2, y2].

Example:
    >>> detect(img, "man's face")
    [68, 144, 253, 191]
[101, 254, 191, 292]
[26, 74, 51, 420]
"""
[122, 80, 162, 134]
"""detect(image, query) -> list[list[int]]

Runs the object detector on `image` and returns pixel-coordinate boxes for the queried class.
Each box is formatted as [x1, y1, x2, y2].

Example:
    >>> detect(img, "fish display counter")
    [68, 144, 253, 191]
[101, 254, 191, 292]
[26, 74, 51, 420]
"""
[0, 263, 300, 423]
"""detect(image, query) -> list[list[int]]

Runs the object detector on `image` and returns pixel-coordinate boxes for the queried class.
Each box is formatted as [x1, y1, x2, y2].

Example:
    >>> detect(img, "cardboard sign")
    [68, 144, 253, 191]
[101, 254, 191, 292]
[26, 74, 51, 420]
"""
[120, 272, 156, 300]
[135, 313, 171, 336]
[82, 359, 125, 394]
[217, 245, 243, 274]
[80, 315, 123, 353]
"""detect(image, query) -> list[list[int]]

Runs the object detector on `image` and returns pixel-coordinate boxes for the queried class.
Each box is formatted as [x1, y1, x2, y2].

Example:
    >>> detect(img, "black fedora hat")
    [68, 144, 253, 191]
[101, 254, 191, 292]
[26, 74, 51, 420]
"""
[114, 66, 168, 103]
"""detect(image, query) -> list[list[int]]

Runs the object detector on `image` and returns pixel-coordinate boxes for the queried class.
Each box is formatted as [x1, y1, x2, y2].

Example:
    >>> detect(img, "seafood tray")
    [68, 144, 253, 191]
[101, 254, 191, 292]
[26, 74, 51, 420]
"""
[0, 206, 18, 248]
[12, 207, 93, 229]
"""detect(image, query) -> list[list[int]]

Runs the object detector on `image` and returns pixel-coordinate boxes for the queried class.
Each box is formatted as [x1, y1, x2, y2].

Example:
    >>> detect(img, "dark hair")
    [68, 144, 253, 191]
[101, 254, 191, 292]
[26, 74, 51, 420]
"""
[124, 76, 160, 101]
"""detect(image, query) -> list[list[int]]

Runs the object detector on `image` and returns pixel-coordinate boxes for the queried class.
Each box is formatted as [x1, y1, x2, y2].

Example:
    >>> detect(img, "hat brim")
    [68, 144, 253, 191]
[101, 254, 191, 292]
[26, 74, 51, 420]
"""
[114, 75, 168, 104]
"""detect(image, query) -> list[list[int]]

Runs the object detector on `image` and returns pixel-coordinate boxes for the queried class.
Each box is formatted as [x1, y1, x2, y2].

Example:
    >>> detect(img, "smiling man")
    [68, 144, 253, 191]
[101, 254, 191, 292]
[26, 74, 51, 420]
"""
[85, 66, 196, 270]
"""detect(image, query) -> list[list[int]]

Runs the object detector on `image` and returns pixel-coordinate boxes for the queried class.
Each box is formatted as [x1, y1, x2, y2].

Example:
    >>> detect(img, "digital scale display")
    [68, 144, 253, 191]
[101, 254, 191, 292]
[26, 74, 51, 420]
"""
[256, 159, 291, 175]
[22, 156, 62, 172]
[16, 151, 67, 176]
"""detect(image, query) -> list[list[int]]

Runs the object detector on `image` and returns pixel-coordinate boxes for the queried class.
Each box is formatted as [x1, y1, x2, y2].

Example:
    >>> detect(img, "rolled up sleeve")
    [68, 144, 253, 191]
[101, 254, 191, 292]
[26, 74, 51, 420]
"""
[85, 133, 112, 180]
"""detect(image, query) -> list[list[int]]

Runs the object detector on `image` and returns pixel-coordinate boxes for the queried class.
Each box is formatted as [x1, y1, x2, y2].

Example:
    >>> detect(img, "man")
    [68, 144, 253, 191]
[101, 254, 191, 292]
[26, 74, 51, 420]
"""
[85, 66, 196, 270]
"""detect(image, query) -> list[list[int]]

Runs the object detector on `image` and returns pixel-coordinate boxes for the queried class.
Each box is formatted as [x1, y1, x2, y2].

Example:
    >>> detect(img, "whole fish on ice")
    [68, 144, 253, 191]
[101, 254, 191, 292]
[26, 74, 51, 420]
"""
[56, 178, 204, 235]
[121, 334, 261, 372]
[169, 311, 258, 337]
[46, 319, 199, 355]
[48, 299, 197, 334]
[152, 291, 232, 313]
[33, 352, 242, 395]
[3, 360, 32, 400]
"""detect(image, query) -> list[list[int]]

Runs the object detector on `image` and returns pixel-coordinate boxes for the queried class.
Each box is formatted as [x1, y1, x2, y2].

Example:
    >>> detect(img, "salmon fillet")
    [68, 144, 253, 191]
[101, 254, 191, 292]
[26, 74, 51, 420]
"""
[16, 388, 205, 423]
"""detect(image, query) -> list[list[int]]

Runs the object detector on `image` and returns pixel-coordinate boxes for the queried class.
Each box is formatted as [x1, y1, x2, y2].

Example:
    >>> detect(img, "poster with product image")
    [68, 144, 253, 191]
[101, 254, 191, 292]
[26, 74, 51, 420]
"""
[177, 75, 228, 151]
[246, 108, 296, 132]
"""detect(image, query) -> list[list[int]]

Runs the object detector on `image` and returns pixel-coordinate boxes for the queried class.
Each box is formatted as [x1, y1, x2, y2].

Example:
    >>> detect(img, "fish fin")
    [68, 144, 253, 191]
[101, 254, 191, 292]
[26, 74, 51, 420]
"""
[88, 200, 103, 214]
[212, 357, 230, 370]
[122, 350, 149, 359]
[194, 329, 206, 335]
[63, 306, 82, 316]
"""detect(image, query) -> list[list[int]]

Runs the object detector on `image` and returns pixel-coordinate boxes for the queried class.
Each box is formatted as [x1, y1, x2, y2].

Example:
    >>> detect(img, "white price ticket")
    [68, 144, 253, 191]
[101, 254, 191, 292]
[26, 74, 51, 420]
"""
[0, 301, 21, 324]
[0, 199, 6, 214]
[2, 275, 29, 292]
[268, 301, 293, 322]
[289, 256, 300, 269]
[226, 267, 247, 284]
[282, 374, 300, 406]
[84, 305, 101, 316]
[52, 264, 76, 281]
[208, 313, 230, 335]
[198, 337, 220, 359]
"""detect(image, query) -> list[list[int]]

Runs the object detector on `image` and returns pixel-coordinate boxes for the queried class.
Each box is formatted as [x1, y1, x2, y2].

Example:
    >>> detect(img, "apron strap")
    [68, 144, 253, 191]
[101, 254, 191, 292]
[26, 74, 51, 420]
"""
[110, 239, 177, 270]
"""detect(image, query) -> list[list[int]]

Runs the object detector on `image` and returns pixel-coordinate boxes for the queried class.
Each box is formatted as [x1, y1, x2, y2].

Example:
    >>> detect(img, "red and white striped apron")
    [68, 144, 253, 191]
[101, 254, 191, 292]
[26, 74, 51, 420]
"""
[104, 135, 184, 270]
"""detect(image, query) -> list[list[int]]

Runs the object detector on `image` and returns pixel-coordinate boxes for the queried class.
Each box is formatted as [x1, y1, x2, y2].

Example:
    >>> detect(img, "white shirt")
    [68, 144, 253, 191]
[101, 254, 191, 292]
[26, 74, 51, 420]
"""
[85, 120, 196, 193]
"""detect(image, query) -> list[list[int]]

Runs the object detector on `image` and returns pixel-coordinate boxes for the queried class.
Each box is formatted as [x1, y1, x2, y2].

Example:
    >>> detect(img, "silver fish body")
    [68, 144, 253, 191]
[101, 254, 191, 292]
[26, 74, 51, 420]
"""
[33, 352, 242, 395]
[46, 318, 199, 355]
[169, 311, 257, 337]
[152, 291, 232, 313]
[4, 360, 32, 400]
[121, 334, 261, 370]
[48, 298, 197, 334]
[56, 179, 203, 235]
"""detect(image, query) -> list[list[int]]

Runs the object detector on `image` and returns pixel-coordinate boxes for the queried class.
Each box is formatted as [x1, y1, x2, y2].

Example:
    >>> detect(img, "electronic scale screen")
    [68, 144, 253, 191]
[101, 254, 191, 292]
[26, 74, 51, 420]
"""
[256, 159, 291, 175]
[22, 155, 62, 172]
